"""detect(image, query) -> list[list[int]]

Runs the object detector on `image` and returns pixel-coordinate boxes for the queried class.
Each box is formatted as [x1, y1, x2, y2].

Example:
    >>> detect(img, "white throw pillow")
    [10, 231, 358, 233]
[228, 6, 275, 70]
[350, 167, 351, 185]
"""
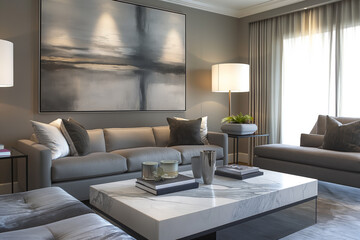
[174, 116, 209, 144]
[31, 120, 70, 159]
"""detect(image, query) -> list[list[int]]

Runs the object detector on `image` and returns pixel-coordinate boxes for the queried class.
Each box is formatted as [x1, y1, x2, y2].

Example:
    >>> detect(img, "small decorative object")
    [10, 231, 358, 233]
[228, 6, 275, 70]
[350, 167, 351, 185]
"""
[160, 160, 179, 179]
[201, 150, 216, 184]
[191, 156, 202, 179]
[221, 113, 258, 135]
[142, 162, 159, 181]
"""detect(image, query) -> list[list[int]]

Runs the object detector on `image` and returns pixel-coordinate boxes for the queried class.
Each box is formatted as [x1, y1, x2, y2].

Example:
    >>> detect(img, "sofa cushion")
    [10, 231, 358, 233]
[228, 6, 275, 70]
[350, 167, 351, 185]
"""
[167, 117, 203, 146]
[170, 145, 224, 165]
[31, 120, 69, 159]
[255, 144, 360, 173]
[52, 152, 127, 182]
[0, 213, 135, 240]
[300, 134, 324, 148]
[87, 129, 106, 153]
[312, 115, 360, 135]
[104, 127, 156, 152]
[322, 116, 360, 152]
[174, 116, 209, 144]
[153, 126, 170, 147]
[0, 187, 92, 233]
[62, 118, 90, 156]
[112, 147, 181, 172]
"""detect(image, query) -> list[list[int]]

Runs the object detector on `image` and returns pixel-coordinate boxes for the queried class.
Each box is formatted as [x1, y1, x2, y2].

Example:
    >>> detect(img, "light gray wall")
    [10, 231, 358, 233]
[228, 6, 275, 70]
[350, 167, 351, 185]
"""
[0, 0, 244, 184]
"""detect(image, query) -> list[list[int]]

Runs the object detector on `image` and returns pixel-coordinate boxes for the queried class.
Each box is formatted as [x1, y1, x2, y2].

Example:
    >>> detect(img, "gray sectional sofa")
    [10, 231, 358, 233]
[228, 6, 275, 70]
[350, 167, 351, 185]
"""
[0, 187, 134, 239]
[254, 115, 360, 188]
[16, 126, 228, 200]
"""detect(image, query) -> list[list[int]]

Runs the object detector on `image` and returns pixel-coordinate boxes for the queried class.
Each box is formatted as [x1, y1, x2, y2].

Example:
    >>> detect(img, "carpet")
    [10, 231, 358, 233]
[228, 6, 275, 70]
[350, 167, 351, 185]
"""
[217, 181, 360, 240]
[282, 181, 360, 240]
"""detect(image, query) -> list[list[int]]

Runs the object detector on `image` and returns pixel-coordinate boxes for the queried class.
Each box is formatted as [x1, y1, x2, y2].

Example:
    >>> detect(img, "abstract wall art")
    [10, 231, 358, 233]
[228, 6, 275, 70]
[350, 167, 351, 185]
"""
[40, 0, 186, 111]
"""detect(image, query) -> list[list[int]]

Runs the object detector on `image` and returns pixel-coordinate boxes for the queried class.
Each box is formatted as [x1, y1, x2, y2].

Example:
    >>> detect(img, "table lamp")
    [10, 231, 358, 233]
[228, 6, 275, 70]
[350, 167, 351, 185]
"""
[212, 63, 249, 116]
[0, 39, 14, 87]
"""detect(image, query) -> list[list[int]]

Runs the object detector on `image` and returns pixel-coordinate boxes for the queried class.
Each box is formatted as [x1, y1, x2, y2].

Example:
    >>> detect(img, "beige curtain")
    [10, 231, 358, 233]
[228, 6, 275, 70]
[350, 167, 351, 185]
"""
[248, 18, 283, 162]
[248, 0, 360, 161]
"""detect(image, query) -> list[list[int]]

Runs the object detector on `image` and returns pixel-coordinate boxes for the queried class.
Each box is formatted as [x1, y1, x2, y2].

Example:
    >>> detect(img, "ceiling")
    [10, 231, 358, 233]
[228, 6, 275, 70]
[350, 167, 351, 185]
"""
[159, 0, 306, 18]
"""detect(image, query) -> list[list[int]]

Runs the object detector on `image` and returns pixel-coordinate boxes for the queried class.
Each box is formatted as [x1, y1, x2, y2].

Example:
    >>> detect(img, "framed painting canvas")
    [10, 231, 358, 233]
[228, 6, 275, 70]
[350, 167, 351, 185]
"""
[40, 0, 186, 111]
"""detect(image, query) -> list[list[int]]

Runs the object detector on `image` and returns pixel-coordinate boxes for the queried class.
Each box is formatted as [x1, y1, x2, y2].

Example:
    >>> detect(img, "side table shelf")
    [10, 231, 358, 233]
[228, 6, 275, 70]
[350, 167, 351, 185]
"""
[0, 148, 28, 193]
[228, 133, 269, 165]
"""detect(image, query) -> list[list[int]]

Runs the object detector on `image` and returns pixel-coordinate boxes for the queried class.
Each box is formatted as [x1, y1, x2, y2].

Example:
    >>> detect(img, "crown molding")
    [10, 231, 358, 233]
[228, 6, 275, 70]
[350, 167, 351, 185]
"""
[237, 0, 305, 18]
[159, 0, 305, 18]
[159, 0, 240, 17]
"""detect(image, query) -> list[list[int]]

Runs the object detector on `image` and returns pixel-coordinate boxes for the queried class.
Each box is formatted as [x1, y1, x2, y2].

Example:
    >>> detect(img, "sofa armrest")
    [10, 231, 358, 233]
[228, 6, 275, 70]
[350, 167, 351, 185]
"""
[207, 131, 228, 165]
[16, 139, 52, 190]
[300, 134, 324, 148]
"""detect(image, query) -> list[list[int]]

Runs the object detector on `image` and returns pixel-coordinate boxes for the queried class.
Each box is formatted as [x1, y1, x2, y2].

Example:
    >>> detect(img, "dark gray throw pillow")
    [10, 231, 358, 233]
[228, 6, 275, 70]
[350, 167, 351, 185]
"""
[322, 115, 360, 152]
[62, 118, 90, 156]
[167, 117, 204, 147]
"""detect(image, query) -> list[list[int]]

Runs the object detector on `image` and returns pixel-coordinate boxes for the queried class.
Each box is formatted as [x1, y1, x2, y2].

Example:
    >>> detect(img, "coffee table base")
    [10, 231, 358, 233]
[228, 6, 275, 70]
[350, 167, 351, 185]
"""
[92, 196, 317, 240]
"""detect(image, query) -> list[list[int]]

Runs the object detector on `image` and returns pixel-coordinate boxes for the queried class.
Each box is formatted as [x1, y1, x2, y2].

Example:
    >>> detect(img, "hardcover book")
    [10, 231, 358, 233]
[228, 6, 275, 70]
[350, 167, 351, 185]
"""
[216, 165, 260, 175]
[0, 149, 11, 157]
[136, 181, 199, 195]
[136, 174, 195, 190]
[215, 167, 264, 180]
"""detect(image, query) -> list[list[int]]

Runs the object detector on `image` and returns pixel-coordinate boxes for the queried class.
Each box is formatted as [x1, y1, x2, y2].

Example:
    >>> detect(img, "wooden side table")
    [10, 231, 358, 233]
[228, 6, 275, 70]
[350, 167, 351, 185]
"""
[0, 148, 28, 193]
[228, 133, 270, 165]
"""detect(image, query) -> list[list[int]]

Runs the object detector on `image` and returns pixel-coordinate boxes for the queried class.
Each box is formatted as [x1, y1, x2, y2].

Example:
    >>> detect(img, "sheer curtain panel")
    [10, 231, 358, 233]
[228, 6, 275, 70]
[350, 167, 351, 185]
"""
[249, 0, 360, 146]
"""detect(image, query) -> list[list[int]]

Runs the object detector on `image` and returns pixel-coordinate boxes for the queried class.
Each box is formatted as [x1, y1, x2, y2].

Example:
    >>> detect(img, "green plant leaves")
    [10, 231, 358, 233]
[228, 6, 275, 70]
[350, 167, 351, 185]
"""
[221, 113, 254, 124]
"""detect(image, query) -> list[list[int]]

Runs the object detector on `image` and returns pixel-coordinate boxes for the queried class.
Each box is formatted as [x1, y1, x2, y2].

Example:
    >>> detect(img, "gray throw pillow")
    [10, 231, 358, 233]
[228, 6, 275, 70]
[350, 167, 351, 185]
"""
[322, 116, 360, 152]
[167, 117, 203, 147]
[62, 118, 90, 156]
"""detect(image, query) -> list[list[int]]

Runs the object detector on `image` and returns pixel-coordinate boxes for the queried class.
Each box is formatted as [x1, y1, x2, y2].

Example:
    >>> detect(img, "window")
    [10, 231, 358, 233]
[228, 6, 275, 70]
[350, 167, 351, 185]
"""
[281, 32, 335, 145]
[339, 25, 360, 117]
[281, 23, 360, 145]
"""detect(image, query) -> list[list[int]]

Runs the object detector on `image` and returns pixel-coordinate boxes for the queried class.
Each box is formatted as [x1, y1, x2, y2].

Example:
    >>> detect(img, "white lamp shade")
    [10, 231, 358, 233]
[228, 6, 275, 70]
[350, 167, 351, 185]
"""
[212, 63, 249, 92]
[0, 39, 14, 87]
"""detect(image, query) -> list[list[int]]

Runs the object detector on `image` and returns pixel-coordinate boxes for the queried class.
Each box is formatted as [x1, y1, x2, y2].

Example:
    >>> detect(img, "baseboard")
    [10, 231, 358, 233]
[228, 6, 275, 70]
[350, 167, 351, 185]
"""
[0, 182, 19, 194]
[228, 153, 249, 165]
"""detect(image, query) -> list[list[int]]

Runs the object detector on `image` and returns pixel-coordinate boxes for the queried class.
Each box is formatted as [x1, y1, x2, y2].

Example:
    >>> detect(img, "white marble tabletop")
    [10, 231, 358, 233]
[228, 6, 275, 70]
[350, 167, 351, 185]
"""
[90, 170, 318, 240]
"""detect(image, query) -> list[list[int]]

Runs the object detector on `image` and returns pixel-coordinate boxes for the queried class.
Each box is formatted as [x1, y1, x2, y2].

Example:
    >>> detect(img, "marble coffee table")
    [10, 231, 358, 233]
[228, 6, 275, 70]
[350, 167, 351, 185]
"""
[90, 170, 318, 240]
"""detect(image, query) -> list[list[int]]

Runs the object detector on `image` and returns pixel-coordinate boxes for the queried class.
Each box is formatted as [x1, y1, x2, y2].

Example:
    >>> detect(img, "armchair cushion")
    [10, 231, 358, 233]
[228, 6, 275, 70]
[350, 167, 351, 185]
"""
[322, 116, 360, 152]
[300, 134, 324, 148]
[0, 187, 91, 233]
[0, 213, 134, 240]
[255, 144, 360, 173]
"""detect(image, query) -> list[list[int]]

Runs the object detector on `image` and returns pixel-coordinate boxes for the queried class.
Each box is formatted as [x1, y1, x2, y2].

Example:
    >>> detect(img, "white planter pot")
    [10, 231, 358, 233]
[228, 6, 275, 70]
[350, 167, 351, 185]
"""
[221, 123, 258, 135]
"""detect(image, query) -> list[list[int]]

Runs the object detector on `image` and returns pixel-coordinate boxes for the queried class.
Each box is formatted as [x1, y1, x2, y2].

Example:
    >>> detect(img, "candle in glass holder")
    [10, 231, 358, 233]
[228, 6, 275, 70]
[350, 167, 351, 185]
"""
[142, 162, 158, 180]
[160, 160, 179, 179]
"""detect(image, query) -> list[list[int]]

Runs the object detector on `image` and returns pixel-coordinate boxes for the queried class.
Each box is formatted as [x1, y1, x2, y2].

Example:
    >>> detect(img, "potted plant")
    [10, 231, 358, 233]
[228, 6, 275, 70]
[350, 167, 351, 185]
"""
[221, 113, 257, 135]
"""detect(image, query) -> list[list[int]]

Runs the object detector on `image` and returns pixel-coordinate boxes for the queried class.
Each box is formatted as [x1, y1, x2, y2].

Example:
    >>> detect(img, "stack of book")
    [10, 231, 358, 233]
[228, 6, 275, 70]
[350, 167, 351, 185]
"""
[0, 146, 11, 157]
[215, 165, 263, 180]
[136, 174, 199, 195]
